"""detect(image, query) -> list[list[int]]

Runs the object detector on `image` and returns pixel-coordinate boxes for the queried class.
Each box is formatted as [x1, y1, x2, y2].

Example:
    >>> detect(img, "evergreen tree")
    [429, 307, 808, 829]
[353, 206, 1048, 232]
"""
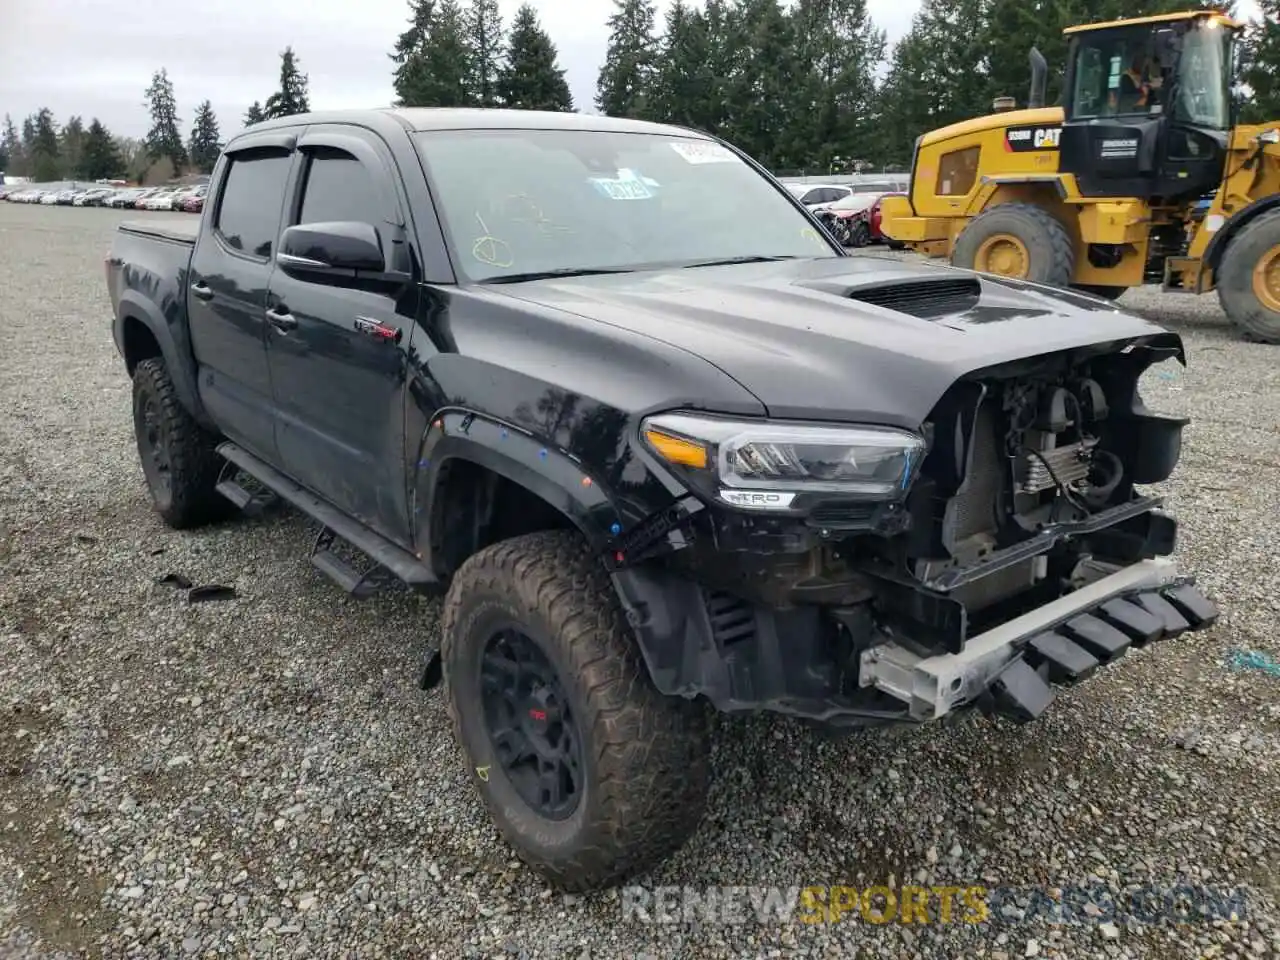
[188, 100, 223, 173]
[1, 115, 22, 176]
[499, 4, 573, 111]
[144, 68, 187, 171]
[264, 47, 311, 119]
[465, 0, 506, 106]
[59, 116, 86, 180]
[650, 0, 715, 126]
[80, 119, 124, 180]
[391, 0, 438, 104]
[393, 0, 474, 106]
[30, 108, 61, 182]
[244, 102, 266, 127]
[596, 0, 658, 118]
[719, 0, 799, 168]
[1242, 0, 1280, 122]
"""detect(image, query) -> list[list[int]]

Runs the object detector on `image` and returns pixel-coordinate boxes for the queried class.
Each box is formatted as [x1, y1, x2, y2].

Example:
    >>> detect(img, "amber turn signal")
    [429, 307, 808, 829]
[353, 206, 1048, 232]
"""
[643, 427, 709, 469]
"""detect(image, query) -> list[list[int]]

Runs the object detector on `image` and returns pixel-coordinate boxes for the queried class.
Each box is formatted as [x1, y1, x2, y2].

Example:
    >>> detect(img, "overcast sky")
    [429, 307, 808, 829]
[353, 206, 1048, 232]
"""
[0, 0, 1263, 141]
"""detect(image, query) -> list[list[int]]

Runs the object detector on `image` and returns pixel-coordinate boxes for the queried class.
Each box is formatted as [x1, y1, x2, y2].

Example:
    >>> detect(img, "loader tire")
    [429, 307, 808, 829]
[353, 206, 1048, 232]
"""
[953, 203, 1075, 287]
[1217, 210, 1280, 344]
[441, 530, 711, 892]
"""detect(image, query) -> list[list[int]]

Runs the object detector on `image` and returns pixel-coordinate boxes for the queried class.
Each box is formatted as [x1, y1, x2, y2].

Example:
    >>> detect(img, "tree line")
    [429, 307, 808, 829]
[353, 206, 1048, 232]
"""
[6, 0, 1280, 183]
[1, 47, 311, 183]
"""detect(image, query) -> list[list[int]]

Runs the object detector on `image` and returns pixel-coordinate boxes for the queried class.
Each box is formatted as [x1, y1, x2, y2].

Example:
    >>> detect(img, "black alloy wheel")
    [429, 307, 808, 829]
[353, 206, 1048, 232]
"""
[479, 624, 585, 820]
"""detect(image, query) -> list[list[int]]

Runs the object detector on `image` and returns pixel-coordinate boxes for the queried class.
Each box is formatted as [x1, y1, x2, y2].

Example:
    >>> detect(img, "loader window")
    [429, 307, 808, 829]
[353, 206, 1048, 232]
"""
[1171, 21, 1232, 129]
[1069, 28, 1167, 120]
[936, 147, 980, 196]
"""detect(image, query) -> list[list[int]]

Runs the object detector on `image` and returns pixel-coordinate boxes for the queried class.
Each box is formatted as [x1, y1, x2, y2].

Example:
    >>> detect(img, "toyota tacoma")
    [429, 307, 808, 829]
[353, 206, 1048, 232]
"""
[105, 108, 1218, 892]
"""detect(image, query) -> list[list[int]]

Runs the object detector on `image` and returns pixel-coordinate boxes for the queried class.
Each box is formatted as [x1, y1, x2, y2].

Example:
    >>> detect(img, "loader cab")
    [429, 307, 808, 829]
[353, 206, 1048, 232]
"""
[1059, 12, 1240, 201]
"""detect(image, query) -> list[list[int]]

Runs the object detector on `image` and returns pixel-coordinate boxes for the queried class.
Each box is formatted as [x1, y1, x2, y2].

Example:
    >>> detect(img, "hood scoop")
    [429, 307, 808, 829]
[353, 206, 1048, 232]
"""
[800, 274, 983, 320]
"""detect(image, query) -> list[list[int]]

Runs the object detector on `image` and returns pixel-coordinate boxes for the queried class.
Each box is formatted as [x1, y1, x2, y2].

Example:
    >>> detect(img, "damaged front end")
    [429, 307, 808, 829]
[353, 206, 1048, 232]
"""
[612, 332, 1218, 730]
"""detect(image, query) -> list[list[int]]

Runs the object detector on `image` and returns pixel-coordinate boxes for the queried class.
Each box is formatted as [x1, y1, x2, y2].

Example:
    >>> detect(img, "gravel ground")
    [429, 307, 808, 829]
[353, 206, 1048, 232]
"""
[1, 201, 1279, 960]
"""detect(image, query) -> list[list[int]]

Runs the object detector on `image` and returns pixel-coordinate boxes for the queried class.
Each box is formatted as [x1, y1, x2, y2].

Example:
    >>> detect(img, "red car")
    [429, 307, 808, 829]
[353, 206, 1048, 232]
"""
[819, 192, 907, 249]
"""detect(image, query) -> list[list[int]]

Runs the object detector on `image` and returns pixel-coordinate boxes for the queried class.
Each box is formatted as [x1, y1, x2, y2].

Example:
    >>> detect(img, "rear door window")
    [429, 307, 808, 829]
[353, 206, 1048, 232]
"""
[215, 148, 292, 258]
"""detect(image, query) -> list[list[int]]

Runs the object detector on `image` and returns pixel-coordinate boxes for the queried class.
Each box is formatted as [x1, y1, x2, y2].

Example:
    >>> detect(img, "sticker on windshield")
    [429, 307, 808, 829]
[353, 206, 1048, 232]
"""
[669, 141, 740, 165]
[589, 168, 659, 200]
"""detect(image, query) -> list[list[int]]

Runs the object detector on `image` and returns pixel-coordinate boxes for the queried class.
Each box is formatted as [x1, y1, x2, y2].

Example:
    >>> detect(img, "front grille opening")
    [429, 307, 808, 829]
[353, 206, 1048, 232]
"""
[846, 278, 981, 319]
[704, 590, 756, 646]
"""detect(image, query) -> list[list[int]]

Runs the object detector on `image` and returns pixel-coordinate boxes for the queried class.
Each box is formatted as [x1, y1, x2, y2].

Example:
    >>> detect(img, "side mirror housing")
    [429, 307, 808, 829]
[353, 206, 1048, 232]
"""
[277, 221, 387, 276]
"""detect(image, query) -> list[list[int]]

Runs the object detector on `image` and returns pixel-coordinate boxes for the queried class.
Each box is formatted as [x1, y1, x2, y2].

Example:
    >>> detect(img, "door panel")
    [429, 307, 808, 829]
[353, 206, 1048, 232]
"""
[265, 132, 418, 544]
[189, 147, 293, 463]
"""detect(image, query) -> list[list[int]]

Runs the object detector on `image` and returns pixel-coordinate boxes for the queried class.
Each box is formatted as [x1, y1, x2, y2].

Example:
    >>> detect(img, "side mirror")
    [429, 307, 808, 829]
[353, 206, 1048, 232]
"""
[277, 221, 387, 275]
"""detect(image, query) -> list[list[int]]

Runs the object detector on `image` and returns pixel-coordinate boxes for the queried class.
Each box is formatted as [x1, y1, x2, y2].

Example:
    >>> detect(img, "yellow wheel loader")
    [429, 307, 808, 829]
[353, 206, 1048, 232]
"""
[879, 10, 1280, 343]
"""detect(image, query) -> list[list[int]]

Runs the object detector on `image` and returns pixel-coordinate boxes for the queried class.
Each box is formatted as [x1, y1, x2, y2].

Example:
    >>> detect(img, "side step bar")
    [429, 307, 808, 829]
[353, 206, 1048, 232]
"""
[215, 442, 437, 595]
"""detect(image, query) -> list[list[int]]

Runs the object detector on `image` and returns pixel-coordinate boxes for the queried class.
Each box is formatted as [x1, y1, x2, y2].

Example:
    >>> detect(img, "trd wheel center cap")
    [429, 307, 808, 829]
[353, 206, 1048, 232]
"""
[521, 686, 560, 742]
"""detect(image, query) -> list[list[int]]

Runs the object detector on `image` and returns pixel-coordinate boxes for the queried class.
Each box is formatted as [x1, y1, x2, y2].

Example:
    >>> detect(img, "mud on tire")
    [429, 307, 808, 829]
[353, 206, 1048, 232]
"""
[131, 357, 229, 529]
[441, 530, 711, 892]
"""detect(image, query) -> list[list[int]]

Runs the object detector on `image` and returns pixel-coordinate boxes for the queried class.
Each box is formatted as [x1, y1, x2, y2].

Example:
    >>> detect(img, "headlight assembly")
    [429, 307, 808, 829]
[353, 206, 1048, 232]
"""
[640, 412, 926, 511]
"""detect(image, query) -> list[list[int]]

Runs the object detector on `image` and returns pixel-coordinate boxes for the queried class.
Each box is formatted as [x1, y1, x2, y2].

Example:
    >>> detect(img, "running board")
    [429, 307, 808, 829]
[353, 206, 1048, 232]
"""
[215, 442, 436, 593]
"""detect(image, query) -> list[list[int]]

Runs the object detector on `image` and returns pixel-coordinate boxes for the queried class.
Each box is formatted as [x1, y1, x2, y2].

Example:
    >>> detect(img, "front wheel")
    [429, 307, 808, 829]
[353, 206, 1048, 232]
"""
[848, 220, 872, 248]
[952, 202, 1075, 286]
[441, 531, 711, 892]
[1217, 211, 1280, 344]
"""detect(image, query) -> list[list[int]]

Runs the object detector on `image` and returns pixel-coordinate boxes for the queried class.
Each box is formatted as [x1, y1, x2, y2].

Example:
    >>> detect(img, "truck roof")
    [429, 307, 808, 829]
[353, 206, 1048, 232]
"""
[234, 108, 710, 139]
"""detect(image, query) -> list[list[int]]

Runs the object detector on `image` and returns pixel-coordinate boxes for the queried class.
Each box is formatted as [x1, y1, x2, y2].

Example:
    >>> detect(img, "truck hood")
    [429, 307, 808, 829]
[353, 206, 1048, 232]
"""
[488, 255, 1182, 429]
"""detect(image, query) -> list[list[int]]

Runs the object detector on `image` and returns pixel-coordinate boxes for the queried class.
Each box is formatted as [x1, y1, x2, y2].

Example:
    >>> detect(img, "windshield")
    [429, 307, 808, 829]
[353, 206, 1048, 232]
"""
[414, 129, 838, 281]
[1173, 21, 1232, 128]
[1069, 19, 1231, 128]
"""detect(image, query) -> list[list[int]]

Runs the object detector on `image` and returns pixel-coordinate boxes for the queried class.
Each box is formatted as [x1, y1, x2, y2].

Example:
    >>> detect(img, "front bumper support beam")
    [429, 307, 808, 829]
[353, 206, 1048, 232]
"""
[859, 558, 1219, 723]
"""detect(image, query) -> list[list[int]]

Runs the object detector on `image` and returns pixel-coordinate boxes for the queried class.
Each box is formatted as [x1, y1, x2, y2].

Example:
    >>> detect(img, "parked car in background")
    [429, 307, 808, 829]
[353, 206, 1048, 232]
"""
[107, 188, 152, 208]
[178, 185, 208, 213]
[40, 192, 60, 205]
[815, 192, 909, 249]
[73, 188, 116, 207]
[784, 182, 854, 208]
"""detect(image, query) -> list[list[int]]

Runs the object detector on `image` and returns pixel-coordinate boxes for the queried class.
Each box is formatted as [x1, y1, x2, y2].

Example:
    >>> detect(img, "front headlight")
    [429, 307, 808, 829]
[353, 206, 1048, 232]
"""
[640, 412, 926, 510]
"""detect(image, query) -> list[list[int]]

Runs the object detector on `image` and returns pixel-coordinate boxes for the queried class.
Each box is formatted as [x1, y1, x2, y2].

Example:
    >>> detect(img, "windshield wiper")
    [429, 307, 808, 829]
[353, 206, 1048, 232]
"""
[481, 267, 635, 284]
[679, 255, 800, 269]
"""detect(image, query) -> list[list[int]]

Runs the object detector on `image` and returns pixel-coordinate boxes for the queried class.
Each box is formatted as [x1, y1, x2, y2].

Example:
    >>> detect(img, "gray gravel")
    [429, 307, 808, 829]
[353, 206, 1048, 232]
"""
[1, 201, 1279, 959]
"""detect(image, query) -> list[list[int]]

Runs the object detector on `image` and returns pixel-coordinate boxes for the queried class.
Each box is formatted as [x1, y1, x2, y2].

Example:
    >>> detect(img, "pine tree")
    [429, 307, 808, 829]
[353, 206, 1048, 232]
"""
[264, 47, 311, 119]
[30, 108, 61, 182]
[59, 116, 86, 180]
[80, 119, 124, 180]
[1, 115, 21, 176]
[596, 0, 658, 117]
[144, 69, 187, 171]
[188, 100, 223, 173]
[393, 0, 473, 106]
[650, 1, 714, 126]
[465, 0, 506, 106]
[244, 102, 265, 127]
[1242, 0, 1280, 122]
[391, 0, 438, 104]
[499, 4, 573, 111]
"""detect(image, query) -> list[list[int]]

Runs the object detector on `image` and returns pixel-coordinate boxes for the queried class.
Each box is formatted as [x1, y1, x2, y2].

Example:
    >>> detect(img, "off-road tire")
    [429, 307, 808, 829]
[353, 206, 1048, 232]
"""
[1216, 211, 1280, 344]
[953, 202, 1075, 287]
[441, 530, 711, 892]
[131, 357, 229, 529]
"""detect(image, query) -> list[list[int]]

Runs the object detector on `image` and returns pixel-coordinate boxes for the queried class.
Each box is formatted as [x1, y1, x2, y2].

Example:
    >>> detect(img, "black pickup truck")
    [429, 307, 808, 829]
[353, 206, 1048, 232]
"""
[106, 108, 1218, 892]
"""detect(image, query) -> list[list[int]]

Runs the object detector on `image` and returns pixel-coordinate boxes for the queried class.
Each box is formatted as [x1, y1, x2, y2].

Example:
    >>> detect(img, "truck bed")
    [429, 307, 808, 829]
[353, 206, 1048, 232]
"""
[118, 218, 199, 245]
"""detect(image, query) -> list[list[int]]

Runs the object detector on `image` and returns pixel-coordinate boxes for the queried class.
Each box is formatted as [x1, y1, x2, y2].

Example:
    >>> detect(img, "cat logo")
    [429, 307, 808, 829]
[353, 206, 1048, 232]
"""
[1004, 125, 1062, 152]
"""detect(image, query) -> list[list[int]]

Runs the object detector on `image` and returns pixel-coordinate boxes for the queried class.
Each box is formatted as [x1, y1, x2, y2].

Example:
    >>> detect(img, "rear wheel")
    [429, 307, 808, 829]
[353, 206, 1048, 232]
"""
[131, 357, 229, 529]
[441, 531, 711, 892]
[953, 203, 1075, 287]
[1217, 211, 1280, 344]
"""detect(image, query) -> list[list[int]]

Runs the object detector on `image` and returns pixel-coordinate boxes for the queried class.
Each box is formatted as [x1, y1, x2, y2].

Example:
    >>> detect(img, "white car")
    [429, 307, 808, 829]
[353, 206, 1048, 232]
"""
[784, 183, 855, 208]
[40, 192, 59, 205]
[141, 189, 181, 211]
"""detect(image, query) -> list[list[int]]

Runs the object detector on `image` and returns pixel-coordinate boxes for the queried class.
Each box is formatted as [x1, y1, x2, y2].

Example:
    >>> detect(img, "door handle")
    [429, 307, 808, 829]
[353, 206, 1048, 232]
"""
[265, 305, 298, 332]
[190, 281, 214, 301]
